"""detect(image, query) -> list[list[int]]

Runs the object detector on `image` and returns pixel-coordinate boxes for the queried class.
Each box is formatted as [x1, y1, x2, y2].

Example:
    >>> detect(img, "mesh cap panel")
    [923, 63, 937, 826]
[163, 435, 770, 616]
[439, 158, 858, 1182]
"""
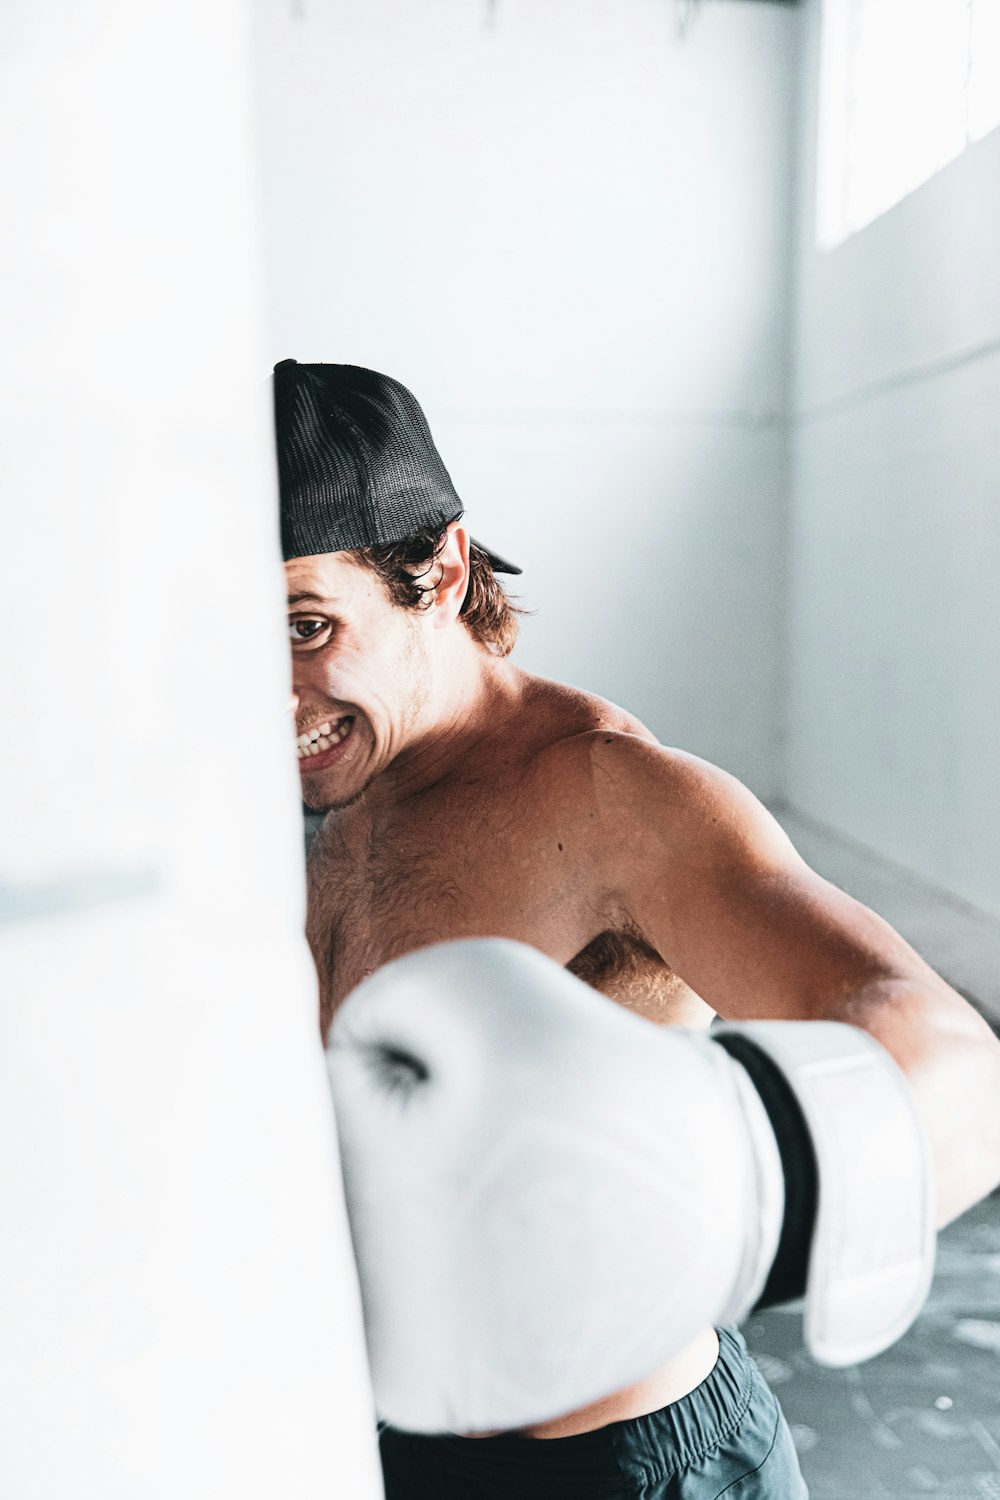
[274, 360, 520, 573]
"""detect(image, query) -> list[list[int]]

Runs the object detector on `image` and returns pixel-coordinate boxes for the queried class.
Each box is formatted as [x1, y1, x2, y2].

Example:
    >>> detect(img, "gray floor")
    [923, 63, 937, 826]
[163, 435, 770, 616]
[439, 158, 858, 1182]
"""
[750, 807, 1000, 1500]
[747, 1192, 1000, 1500]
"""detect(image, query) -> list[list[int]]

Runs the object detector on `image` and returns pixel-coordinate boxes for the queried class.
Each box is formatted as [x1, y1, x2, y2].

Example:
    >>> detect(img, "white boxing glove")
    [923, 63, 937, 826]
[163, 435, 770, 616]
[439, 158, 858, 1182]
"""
[328, 939, 934, 1434]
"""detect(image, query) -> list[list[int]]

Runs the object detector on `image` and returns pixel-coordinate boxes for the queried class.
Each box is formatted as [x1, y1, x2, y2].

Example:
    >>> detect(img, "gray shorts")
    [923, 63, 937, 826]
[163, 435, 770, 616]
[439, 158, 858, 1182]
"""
[379, 1326, 808, 1499]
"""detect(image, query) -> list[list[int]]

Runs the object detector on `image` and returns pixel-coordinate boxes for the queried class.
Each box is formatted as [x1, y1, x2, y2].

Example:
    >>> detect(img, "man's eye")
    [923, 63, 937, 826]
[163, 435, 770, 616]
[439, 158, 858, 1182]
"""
[288, 617, 332, 647]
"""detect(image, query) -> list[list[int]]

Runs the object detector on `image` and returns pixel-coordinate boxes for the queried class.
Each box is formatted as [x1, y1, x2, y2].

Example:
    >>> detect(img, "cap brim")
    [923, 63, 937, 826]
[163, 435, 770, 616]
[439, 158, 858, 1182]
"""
[471, 537, 522, 575]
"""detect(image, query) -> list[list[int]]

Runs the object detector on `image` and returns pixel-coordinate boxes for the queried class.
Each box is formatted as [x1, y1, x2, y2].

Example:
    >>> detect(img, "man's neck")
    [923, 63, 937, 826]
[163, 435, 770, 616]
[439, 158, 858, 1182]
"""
[368, 645, 524, 813]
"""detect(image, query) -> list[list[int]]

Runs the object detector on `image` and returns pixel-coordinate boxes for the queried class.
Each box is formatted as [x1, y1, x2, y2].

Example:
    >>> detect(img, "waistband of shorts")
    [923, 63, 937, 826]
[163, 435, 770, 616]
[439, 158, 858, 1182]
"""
[383, 1326, 756, 1490]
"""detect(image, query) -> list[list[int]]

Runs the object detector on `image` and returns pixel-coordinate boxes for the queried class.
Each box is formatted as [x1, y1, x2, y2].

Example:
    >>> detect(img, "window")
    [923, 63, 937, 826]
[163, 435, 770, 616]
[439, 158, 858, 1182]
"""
[816, 0, 1000, 250]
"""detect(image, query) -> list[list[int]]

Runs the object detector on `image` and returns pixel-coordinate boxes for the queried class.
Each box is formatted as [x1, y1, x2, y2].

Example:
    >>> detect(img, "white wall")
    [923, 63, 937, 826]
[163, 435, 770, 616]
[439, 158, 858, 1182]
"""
[251, 0, 801, 798]
[787, 0, 1000, 920]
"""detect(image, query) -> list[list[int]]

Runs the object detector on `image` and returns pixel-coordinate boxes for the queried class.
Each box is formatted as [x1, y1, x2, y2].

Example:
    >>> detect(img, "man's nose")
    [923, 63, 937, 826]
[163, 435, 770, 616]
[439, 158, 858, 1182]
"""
[288, 688, 299, 717]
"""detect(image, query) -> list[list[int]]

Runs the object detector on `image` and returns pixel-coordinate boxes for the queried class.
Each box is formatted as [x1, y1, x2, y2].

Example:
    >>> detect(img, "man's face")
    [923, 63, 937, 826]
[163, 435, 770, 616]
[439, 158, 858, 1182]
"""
[286, 550, 433, 811]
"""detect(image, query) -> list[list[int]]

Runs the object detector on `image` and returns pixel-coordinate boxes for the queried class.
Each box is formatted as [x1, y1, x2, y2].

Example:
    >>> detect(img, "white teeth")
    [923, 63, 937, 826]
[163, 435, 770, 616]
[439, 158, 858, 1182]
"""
[296, 717, 353, 759]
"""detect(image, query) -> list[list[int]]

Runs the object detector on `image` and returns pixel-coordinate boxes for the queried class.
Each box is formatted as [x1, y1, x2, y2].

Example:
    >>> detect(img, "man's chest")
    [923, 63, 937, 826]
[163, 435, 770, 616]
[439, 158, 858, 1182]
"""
[307, 807, 589, 1027]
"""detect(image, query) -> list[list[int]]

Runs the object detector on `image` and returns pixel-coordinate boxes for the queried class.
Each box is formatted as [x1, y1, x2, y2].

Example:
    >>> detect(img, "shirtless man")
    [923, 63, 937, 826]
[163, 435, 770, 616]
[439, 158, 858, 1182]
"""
[275, 358, 1000, 1500]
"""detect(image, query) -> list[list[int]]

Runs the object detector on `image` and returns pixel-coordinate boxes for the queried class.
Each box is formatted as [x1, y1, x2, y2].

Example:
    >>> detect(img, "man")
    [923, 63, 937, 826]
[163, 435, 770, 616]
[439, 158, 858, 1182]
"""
[275, 358, 1000, 1500]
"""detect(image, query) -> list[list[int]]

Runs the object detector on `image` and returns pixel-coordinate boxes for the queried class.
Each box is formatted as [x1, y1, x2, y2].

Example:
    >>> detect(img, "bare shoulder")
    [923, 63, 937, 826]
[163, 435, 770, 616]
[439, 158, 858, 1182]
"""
[516, 674, 658, 746]
[534, 720, 799, 878]
[520, 681, 653, 809]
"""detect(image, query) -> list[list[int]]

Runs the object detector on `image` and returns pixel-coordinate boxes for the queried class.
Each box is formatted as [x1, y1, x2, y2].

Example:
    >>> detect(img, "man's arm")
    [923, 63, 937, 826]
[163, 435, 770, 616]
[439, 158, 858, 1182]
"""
[588, 734, 1000, 1228]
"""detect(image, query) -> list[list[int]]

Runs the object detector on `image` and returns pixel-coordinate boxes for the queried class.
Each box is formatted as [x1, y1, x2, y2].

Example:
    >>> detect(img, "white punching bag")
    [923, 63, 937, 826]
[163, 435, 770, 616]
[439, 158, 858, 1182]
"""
[0, 4, 382, 1497]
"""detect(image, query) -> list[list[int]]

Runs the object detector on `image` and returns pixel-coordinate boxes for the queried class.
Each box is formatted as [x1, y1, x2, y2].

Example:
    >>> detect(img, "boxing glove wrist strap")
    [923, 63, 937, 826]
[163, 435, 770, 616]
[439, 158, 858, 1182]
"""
[713, 1030, 818, 1309]
[714, 1020, 936, 1367]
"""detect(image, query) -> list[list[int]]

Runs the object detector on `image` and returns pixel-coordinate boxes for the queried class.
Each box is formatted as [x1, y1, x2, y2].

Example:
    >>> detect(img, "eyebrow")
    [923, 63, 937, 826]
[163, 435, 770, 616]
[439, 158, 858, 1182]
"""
[287, 591, 332, 606]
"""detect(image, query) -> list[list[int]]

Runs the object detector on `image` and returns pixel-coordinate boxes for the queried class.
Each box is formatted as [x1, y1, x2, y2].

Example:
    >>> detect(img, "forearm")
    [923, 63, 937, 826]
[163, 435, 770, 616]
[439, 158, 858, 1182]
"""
[821, 977, 1000, 1227]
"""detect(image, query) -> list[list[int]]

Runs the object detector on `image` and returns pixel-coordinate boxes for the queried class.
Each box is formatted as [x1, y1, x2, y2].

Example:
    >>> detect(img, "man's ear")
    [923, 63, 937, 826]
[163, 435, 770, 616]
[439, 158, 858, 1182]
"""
[430, 522, 471, 628]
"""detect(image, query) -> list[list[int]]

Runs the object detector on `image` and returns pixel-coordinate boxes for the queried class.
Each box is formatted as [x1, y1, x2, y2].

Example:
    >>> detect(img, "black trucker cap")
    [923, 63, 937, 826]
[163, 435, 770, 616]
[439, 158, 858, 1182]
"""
[273, 359, 521, 575]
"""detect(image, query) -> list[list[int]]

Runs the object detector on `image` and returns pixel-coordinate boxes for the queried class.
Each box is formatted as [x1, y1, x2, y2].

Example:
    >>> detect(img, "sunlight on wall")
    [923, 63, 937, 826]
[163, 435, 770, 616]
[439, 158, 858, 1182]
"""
[817, 0, 1000, 249]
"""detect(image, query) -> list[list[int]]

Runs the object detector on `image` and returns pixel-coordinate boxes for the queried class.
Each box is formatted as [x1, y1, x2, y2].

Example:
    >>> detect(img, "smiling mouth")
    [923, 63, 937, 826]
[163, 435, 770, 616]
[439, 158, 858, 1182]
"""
[296, 715, 354, 761]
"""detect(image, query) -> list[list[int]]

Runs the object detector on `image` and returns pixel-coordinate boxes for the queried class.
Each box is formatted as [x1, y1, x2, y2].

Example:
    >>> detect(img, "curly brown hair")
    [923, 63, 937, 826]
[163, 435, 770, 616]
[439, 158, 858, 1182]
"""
[350, 525, 522, 656]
